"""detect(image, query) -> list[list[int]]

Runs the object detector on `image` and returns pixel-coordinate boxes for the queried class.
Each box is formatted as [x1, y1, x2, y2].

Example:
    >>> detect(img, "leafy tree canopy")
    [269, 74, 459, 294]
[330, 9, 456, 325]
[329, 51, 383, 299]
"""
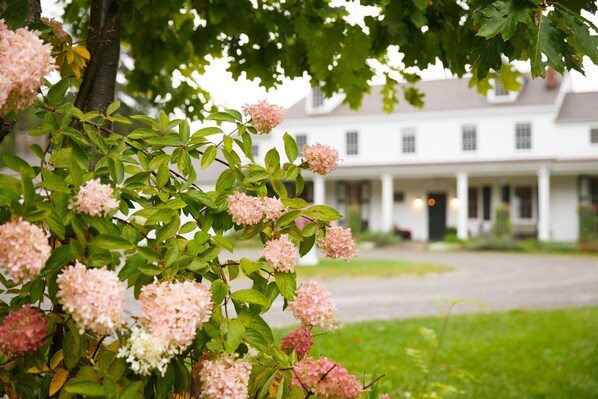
[4, 0, 598, 116]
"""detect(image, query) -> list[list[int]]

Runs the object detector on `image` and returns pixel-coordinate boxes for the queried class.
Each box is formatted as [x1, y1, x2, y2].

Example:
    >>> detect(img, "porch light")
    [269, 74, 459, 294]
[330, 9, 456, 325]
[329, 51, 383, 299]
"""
[450, 197, 460, 208]
[413, 198, 424, 209]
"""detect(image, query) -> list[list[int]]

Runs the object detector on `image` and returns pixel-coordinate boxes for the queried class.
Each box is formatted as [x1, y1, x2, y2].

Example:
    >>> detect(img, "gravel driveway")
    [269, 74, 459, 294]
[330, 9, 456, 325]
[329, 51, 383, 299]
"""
[230, 246, 598, 328]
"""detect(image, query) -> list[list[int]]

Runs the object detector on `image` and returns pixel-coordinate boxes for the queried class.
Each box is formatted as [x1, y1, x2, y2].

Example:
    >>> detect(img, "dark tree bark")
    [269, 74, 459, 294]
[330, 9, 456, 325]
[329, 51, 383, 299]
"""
[0, 0, 42, 144]
[74, 0, 123, 117]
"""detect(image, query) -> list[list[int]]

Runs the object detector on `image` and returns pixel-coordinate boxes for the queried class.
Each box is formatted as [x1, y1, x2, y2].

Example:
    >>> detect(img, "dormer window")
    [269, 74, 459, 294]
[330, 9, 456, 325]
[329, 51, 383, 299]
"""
[305, 86, 345, 115]
[487, 78, 524, 103]
[494, 82, 508, 97]
[312, 86, 324, 109]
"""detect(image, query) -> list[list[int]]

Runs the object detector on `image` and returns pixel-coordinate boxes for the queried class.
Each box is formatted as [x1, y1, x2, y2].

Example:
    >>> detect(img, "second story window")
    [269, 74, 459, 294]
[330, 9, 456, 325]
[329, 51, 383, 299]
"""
[312, 86, 324, 109]
[402, 128, 416, 153]
[251, 145, 259, 157]
[296, 134, 307, 152]
[462, 125, 477, 151]
[346, 131, 359, 155]
[591, 128, 598, 144]
[515, 123, 532, 150]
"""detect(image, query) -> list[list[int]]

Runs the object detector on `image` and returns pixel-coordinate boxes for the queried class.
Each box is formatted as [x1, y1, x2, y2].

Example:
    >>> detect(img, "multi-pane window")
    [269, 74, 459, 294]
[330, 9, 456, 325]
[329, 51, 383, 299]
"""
[346, 131, 359, 155]
[312, 86, 324, 109]
[251, 145, 259, 157]
[515, 123, 532, 150]
[402, 128, 416, 153]
[296, 134, 307, 152]
[515, 186, 533, 219]
[468, 187, 478, 219]
[591, 128, 598, 144]
[494, 82, 508, 97]
[462, 125, 477, 151]
[394, 192, 405, 203]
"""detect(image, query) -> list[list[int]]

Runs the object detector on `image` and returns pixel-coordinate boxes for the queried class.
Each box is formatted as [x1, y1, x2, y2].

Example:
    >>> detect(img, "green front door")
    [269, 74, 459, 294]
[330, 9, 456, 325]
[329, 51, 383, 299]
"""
[428, 193, 447, 241]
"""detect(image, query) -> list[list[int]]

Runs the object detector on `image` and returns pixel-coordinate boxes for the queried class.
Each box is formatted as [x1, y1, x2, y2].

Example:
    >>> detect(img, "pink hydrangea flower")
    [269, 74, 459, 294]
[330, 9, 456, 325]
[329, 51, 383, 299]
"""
[292, 356, 363, 399]
[0, 218, 51, 283]
[281, 327, 313, 358]
[242, 100, 285, 134]
[318, 226, 358, 260]
[0, 305, 48, 356]
[381, 394, 391, 399]
[117, 326, 174, 376]
[69, 178, 119, 217]
[0, 19, 55, 114]
[288, 281, 337, 331]
[263, 196, 287, 222]
[227, 192, 264, 226]
[57, 262, 126, 336]
[303, 143, 340, 176]
[139, 279, 213, 351]
[197, 354, 252, 399]
[260, 234, 299, 273]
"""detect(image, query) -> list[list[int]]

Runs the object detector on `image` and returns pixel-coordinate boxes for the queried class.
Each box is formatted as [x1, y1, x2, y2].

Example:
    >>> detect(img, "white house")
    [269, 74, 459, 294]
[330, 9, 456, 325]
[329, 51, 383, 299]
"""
[250, 72, 598, 242]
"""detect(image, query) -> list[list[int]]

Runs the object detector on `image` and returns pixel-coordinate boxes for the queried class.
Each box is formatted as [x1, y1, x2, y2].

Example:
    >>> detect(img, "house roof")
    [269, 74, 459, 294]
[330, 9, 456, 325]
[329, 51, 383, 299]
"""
[555, 92, 598, 123]
[286, 74, 562, 119]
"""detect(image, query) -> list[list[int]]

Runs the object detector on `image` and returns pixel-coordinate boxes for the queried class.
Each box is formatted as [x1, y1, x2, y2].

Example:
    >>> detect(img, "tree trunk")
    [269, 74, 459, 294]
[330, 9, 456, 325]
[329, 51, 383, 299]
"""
[74, 0, 123, 117]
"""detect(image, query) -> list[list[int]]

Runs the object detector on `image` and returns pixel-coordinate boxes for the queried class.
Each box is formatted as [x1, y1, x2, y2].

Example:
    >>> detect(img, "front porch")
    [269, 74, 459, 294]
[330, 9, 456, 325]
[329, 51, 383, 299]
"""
[303, 160, 598, 242]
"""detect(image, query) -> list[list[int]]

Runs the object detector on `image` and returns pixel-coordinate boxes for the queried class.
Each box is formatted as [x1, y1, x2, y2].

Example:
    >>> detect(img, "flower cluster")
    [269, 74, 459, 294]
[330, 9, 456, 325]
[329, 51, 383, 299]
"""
[139, 279, 213, 351]
[288, 281, 337, 331]
[293, 356, 363, 399]
[227, 193, 287, 226]
[263, 196, 286, 222]
[260, 234, 299, 273]
[197, 355, 252, 399]
[303, 143, 340, 176]
[0, 218, 51, 282]
[281, 327, 313, 359]
[69, 178, 120, 217]
[0, 305, 48, 356]
[57, 262, 125, 335]
[0, 20, 55, 114]
[242, 100, 285, 134]
[318, 226, 358, 260]
[117, 326, 174, 376]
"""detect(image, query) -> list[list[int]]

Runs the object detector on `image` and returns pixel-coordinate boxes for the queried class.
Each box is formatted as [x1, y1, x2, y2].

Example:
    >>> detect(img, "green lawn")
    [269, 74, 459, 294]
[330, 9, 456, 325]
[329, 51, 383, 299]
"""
[295, 259, 452, 279]
[276, 307, 598, 399]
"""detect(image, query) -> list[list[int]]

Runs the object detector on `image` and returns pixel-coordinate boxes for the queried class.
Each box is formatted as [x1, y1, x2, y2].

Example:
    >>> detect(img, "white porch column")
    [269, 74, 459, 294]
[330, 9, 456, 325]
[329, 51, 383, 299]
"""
[313, 175, 325, 205]
[381, 174, 394, 232]
[457, 172, 469, 240]
[537, 167, 551, 241]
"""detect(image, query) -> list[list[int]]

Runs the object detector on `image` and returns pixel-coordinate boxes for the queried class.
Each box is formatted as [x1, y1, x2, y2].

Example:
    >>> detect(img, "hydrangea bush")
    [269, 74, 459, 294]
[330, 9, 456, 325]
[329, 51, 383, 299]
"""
[0, 20, 373, 399]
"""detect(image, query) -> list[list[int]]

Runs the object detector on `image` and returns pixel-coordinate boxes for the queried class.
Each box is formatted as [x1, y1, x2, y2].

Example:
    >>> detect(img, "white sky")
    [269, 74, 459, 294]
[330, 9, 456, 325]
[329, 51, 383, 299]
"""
[41, 0, 598, 110]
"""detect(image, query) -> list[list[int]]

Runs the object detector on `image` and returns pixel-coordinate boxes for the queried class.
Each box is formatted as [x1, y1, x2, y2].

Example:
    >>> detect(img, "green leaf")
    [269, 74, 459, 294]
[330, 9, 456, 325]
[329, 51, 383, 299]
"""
[211, 279, 230, 304]
[283, 132, 298, 162]
[528, 14, 567, 75]
[299, 234, 316, 257]
[41, 244, 75, 277]
[47, 77, 71, 106]
[274, 272, 297, 302]
[304, 205, 342, 221]
[156, 161, 170, 189]
[240, 258, 263, 276]
[202, 145, 217, 169]
[63, 331, 82, 370]
[271, 179, 288, 199]
[64, 380, 104, 396]
[106, 101, 121, 116]
[179, 119, 190, 143]
[3, 154, 35, 177]
[264, 148, 280, 173]
[224, 319, 246, 353]
[92, 235, 134, 250]
[477, 1, 532, 41]
[230, 289, 269, 307]
[207, 112, 237, 123]
[276, 210, 302, 227]
[119, 382, 143, 399]
[1, 0, 27, 29]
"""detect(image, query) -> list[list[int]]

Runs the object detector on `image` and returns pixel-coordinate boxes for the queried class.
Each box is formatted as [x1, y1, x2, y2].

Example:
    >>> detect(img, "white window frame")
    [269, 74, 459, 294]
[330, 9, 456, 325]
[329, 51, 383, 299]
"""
[462, 125, 477, 152]
[346, 131, 359, 156]
[515, 123, 532, 150]
[402, 128, 416, 154]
